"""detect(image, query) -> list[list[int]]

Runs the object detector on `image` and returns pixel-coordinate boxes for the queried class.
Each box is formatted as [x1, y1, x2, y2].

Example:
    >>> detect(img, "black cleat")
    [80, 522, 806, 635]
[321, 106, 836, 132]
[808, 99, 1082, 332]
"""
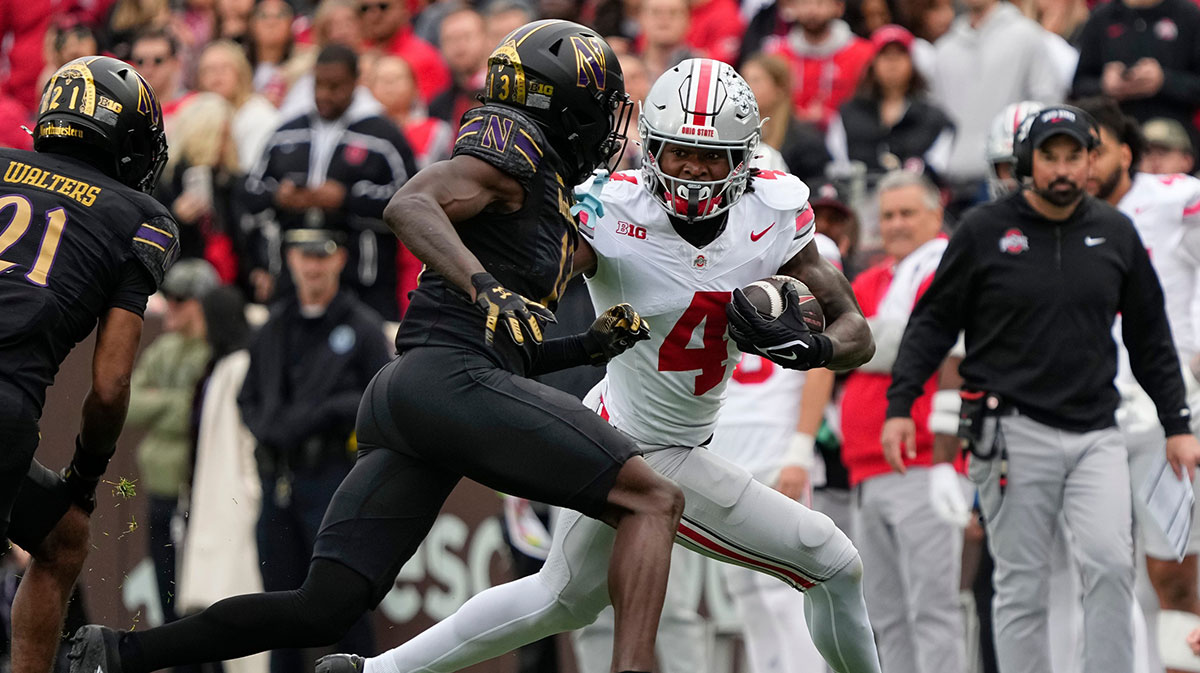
[67, 625, 123, 673]
[315, 654, 365, 673]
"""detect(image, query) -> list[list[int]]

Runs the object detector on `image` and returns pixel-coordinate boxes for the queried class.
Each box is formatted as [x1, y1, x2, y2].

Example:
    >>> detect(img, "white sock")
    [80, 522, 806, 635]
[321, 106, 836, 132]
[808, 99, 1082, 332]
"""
[365, 574, 590, 673]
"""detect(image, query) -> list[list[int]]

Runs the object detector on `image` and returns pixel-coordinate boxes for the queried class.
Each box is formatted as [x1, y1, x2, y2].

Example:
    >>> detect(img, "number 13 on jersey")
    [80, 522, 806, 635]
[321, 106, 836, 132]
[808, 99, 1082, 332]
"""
[658, 291, 733, 396]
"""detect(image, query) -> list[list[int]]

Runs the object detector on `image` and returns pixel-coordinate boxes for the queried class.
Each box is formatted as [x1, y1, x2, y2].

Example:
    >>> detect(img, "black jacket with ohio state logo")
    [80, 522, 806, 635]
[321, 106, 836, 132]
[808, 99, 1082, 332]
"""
[243, 105, 417, 320]
[886, 190, 1191, 436]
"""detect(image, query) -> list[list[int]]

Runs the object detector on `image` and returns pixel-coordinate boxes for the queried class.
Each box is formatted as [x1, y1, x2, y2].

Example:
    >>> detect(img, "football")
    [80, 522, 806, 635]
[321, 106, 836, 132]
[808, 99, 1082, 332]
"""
[740, 275, 825, 332]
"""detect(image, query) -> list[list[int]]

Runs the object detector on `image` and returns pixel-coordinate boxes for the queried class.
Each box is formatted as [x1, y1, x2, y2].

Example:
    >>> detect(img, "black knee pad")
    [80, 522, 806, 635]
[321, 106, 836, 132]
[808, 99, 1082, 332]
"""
[8, 460, 72, 552]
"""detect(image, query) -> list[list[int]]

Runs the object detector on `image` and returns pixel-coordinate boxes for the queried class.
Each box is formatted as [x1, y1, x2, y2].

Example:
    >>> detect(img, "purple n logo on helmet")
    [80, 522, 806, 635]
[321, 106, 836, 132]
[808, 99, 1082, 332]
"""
[570, 35, 607, 90]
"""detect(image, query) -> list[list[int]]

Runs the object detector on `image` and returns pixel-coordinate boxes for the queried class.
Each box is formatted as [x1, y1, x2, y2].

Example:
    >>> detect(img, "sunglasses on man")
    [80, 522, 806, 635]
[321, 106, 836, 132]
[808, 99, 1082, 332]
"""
[133, 55, 171, 66]
[358, 2, 392, 13]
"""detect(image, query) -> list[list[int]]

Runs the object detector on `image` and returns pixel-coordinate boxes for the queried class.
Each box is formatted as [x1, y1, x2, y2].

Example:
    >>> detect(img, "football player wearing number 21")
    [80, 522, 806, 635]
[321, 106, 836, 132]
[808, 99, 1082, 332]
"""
[324, 58, 883, 673]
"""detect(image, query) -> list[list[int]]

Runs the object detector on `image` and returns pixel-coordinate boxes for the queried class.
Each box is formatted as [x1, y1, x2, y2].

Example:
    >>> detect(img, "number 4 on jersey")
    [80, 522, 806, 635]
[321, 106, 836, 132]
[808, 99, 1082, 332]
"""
[658, 291, 732, 395]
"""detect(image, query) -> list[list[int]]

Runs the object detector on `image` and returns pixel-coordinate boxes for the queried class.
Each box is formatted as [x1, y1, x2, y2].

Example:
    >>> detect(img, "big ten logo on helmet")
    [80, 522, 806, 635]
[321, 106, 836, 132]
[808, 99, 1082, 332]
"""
[481, 115, 515, 153]
[616, 221, 647, 239]
[571, 35, 607, 90]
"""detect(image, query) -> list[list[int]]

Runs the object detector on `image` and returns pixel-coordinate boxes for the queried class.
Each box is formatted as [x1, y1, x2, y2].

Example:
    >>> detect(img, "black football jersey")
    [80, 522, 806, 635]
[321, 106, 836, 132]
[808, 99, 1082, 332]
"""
[395, 104, 578, 374]
[0, 148, 179, 412]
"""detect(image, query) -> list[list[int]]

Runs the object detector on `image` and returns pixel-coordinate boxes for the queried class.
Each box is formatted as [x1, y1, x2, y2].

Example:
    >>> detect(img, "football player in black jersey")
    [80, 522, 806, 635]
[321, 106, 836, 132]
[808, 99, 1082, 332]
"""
[69, 20, 683, 673]
[0, 56, 175, 673]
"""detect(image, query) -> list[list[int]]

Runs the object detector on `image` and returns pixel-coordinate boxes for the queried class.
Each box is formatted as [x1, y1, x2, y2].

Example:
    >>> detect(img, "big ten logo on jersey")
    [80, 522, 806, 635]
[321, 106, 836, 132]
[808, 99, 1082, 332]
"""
[616, 221, 647, 239]
[380, 512, 507, 624]
[480, 114, 515, 153]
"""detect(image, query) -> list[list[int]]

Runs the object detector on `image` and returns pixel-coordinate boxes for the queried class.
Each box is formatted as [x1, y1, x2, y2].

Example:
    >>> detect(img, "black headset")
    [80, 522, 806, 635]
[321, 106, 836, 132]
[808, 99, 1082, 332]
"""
[1013, 105, 1099, 180]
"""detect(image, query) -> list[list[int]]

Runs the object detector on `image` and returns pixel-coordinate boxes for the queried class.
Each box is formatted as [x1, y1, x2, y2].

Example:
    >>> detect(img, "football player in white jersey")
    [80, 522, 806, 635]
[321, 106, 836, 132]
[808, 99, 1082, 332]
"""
[1077, 97, 1200, 673]
[315, 58, 882, 673]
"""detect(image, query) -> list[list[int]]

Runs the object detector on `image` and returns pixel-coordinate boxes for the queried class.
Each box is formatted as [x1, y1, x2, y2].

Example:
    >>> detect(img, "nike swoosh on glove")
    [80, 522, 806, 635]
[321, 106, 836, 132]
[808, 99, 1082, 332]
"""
[725, 283, 832, 370]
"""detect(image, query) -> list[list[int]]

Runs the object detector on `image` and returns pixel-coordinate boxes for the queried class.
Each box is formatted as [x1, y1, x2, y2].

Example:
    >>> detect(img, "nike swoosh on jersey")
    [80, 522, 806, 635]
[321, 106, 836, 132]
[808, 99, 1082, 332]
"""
[1085, 236, 1106, 246]
[750, 222, 776, 242]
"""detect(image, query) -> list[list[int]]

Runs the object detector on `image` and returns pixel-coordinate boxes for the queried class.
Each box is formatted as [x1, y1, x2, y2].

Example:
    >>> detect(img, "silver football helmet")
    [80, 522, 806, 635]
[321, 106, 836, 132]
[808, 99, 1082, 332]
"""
[986, 100, 1044, 199]
[639, 58, 762, 222]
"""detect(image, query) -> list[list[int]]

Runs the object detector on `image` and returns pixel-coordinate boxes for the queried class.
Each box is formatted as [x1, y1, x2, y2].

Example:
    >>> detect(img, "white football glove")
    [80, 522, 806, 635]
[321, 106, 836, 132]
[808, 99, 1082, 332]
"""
[929, 463, 970, 529]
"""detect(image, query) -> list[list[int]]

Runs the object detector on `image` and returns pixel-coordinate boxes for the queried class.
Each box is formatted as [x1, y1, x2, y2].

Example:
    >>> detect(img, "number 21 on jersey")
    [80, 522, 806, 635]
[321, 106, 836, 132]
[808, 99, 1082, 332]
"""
[658, 291, 733, 396]
[0, 194, 69, 286]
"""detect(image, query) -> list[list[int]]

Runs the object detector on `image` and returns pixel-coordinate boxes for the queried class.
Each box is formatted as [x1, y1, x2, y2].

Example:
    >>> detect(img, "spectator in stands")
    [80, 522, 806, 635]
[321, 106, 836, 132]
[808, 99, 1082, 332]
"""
[311, 0, 363, 48]
[741, 52, 830, 183]
[810, 179, 861, 270]
[0, 0, 53, 118]
[276, 0, 372, 117]
[428, 7, 487, 126]
[908, 0, 954, 42]
[247, 0, 295, 105]
[636, 0, 697, 78]
[482, 0, 535, 50]
[104, 0, 170, 59]
[1142, 117, 1196, 175]
[239, 228, 388, 673]
[1073, 0, 1200, 152]
[131, 28, 196, 131]
[36, 22, 100, 99]
[155, 93, 247, 284]
[175, 287, 267, 673]
[614, 52, 651, 171]
[845, 0, 894, 36]
[1021, 0, 1088, 44]
[126, 259, 219, 626]
[214, 0, 255, 41]
[686, 0, 745, 64]
[243, 45, 417, 320]
[929, 0, 1063, 212]
[842, 170, 967, 673]
[197, 39, 280, 172]
[371, 55, 452, 169]
[538, 0, 581, 21]
[827, 25, 954, 180]
[358, 0, 449, 103]
[173, 0, 217, 57]
[764, 0, 876, 128]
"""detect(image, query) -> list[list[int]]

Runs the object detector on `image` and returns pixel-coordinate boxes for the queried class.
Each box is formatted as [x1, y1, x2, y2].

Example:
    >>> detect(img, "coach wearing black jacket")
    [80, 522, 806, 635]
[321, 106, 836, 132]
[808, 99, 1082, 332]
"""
[880, 106, 1200, 673]
[244, 44, 418, 320]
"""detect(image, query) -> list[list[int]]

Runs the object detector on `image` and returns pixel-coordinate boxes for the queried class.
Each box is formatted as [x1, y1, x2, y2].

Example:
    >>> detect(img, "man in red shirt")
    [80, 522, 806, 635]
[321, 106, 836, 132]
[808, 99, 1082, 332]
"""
[761, 0, 874, 128]
[686, 0, 745, 64]
[839, 170, 968, 673]
[358, 0, 449, 103]
[129, 29, 195, 132]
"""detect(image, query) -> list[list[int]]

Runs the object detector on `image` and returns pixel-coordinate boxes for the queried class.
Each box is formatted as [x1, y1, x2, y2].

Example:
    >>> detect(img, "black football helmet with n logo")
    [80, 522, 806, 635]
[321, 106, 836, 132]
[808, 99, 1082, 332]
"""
[33, 56, 169, 193]
[483, 20, 632, 185]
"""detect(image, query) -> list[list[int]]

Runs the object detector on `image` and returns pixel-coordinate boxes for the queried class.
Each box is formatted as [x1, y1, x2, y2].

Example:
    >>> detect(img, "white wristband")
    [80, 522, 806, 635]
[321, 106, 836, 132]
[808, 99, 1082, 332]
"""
[784, 432, 815, 469]
[928, 389, 961, 436]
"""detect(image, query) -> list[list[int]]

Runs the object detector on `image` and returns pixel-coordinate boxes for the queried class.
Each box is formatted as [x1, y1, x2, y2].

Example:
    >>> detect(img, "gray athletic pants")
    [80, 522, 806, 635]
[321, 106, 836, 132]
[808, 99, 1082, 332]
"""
[852, 467, 966, 673]
[969, 412, 1135, 673]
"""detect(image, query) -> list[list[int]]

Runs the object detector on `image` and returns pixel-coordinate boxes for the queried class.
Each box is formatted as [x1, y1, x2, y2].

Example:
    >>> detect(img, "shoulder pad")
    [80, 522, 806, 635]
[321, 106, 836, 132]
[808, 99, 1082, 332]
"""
[748, 170, 810, 212]
[131, 214, 181, 288]
[453, 104, 548, 190]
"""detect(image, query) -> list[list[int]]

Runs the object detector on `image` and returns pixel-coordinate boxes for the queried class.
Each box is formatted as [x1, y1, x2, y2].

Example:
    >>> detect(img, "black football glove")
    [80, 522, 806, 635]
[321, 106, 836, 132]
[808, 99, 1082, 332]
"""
[725, 283, 833, 371]
[472, 272, 557, 347]
[582, 303, 651, 364]
[60, 436, 103, 514]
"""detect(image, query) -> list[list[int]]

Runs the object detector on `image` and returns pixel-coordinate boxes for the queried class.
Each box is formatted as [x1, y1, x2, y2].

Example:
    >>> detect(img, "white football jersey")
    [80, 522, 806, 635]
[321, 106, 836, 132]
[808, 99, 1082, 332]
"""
[581, 168, 815, 447]
[1114, 172, 1200, 388]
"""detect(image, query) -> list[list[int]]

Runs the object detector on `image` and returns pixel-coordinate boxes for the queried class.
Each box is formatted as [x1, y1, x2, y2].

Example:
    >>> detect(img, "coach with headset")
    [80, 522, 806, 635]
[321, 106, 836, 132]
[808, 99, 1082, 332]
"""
[880, 104, 1200, 673]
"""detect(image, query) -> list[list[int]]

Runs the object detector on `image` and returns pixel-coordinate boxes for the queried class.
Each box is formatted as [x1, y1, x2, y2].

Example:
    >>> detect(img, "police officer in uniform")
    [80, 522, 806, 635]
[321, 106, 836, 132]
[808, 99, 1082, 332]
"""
[69, 21, 684, 673]
[238, 228, 389, 673]
[0, 56, 175, 673]
[881, 105, 1200, 673]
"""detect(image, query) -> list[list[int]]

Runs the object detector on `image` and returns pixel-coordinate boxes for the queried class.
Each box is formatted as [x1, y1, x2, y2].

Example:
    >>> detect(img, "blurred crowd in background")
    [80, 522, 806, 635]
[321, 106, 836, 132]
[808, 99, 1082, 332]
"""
[3, 0, 1200, 671]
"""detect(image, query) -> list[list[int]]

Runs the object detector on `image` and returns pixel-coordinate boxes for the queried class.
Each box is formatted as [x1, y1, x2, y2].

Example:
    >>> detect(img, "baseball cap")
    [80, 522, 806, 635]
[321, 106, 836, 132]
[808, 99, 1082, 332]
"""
[1142, 118, 1193, 153]
[160, 259, 220, 301]
[1024, 106, 1097, 152]
[809, 180, 854, 218]
[284, 228, 345, 256]
[870, 24, 914, 53]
